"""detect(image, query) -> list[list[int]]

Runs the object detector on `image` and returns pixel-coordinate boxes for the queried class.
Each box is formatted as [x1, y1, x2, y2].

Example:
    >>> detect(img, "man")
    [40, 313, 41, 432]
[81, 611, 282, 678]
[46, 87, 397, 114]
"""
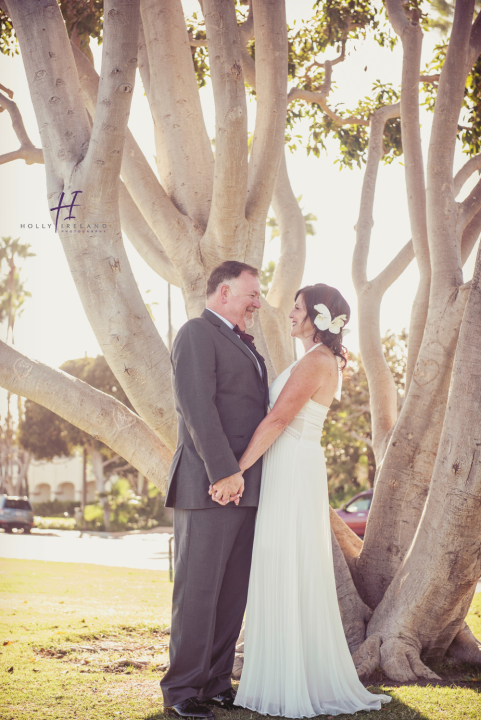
[161, 261, 269, 719]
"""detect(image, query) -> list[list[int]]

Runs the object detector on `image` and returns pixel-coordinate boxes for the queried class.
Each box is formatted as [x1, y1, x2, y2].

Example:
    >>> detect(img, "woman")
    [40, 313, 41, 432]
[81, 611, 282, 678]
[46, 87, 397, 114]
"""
[231, 284, 391, 717]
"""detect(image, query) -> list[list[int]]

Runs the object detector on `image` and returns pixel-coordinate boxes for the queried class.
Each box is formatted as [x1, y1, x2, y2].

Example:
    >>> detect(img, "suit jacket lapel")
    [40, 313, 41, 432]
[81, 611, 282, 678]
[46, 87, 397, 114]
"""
[202, 309, 265, 378]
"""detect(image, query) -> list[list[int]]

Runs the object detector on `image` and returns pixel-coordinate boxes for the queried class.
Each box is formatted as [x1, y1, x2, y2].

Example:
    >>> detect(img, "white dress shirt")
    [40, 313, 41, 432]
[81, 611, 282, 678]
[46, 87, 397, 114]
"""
[206, 309, 262, 376]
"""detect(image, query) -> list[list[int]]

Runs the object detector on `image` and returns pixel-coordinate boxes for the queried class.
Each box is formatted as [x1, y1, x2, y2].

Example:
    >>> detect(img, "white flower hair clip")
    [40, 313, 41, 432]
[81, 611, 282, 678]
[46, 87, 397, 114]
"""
[313, 303, 350, 335]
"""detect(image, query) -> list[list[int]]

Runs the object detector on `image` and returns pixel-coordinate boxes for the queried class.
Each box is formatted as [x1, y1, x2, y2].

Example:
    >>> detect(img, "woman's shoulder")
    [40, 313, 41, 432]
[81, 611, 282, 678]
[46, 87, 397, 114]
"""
[293, 344, 339, 378]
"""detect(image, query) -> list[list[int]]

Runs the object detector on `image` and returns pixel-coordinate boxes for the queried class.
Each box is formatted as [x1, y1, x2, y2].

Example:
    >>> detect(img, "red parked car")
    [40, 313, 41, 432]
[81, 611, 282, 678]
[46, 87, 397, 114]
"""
[334, 490, 373, 538]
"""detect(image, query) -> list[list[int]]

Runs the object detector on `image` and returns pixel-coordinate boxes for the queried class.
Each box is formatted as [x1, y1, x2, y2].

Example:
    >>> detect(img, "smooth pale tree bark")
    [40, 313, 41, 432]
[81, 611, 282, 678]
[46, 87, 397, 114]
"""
[0, 340, 172, 488]
[352, 102, 404, 463]
[234, 8, 304, 373]
[141, 0, 214, 227]
[354, 0, 481, 603]
[354, 235, 481, 681]
[385, 0, 430, 393]
[201, 0, 249, 261]
[4, 0, 180, 450]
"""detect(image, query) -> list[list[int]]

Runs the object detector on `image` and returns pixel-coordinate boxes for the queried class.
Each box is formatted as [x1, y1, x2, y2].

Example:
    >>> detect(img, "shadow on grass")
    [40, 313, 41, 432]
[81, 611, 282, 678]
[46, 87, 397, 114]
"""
[143, 666, 481, 720]
[142, 692, 431, 720]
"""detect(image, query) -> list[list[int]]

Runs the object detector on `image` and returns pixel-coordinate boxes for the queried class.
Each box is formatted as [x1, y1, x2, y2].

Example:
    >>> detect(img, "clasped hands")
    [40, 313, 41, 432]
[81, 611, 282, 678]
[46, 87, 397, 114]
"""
[208, 471, 244, 506]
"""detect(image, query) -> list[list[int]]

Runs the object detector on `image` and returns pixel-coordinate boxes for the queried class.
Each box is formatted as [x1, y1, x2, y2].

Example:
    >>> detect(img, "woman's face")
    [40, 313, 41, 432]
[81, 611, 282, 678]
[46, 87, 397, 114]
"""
[288, 293, 316, 339]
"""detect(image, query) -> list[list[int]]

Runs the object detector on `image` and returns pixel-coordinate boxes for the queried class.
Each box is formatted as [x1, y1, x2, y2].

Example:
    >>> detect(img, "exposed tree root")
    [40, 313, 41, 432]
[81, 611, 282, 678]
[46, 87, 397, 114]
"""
[446, 623, 481, 665]
[232, 621, 245, 679]
[354, 634, 441, 682]
[380, 637, 440, 682]
[352, 633, 381, 678]
[331, 530, 372, 653]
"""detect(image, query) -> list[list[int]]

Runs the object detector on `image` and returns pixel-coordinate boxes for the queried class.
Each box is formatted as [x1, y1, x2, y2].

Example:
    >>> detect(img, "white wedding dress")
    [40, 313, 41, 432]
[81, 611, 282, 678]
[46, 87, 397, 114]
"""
[235, 345, 391, 717]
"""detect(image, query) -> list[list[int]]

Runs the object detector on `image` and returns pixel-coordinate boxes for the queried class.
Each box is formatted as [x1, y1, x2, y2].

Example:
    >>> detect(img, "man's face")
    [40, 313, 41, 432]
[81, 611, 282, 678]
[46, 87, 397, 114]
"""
[222, 271, 261, 330]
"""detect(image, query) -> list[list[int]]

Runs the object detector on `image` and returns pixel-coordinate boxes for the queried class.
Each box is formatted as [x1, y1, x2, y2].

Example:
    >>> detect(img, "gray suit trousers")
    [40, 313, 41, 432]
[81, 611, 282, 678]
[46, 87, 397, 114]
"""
[161, 505, 257, 706]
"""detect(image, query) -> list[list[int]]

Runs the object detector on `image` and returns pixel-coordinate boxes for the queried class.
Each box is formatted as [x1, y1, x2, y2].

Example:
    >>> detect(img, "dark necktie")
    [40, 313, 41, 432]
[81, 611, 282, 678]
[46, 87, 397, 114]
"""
[234, 324, 267, 379]
[233, 325, 269, 410]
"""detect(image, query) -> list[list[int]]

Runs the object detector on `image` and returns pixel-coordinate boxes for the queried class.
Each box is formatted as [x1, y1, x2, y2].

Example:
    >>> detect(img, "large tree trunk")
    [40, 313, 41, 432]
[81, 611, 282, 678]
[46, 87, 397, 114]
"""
[354, 236, 481, 681]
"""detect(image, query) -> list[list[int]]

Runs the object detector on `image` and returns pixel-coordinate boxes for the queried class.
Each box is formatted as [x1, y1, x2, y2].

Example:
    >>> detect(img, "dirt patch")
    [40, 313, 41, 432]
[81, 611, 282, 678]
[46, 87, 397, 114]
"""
[33, 634, 170, 674]
[102, 677, 163, 699]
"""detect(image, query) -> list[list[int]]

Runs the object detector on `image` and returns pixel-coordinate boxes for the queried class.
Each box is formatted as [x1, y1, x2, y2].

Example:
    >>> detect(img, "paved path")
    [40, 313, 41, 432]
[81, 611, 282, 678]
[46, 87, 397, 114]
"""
[0, 528, 173, 571]
[2, 529, 481, 592]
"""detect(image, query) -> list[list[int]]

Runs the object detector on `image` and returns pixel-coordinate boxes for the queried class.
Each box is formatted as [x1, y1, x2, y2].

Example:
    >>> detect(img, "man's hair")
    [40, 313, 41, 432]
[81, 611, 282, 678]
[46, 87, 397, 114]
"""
[206, 260, 259, 297]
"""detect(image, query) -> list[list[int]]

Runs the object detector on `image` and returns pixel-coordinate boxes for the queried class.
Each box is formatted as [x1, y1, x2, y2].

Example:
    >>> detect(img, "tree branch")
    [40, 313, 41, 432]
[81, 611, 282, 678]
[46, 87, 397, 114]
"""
[5, 0, 180, 449]
[352, 103, 400, 291]
[287, 86, 369, 127]
[461, 207, 481, 264]
[188, 33, 208, 48]
[267, 151, 306, 317]
[350, 431, 373, 449]
[102, 454, 121, 468]
[82, 0, 140, 208]
[468, 10, 481, 68]
[138, 15, 150, 98]
[245, 0, 288, 247]
[289, 76, 448, 131]
[236, 5, 301, 373]
[0, 81, 13, 100]
[454, 153, 481, 197]
[118, 181, 180, 286]
[0, 341, 173, 490]
[420, 74, 440, 83]
[0, 91, 44, 166]
[201, 0, 249, 264]
[457, 174, 481, 231]
[238, 4, 256, 88]
[426, 0, 475, 287]
[3, 0, 91, 196]
[140, 0, 214, 227]
[385, 0, 430, 393]
[373, 239, 415, 296]
[352, 102, 401, 459]
[71, 41, 197, 274]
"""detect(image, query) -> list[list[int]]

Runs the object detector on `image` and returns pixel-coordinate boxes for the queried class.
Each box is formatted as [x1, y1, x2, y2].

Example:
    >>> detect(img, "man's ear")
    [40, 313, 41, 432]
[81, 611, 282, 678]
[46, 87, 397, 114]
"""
[220, 284, 230, 304]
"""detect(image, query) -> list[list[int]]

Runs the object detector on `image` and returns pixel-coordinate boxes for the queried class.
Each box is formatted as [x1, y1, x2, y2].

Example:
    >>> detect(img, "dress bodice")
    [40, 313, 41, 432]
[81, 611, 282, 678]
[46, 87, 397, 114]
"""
[269, 345, 333, 443]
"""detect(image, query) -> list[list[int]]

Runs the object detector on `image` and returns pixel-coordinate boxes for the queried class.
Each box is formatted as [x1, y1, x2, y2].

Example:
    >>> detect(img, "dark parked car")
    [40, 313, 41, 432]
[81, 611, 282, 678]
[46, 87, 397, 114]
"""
[334, 490, 373, 538]
[0, 495, 35, 534]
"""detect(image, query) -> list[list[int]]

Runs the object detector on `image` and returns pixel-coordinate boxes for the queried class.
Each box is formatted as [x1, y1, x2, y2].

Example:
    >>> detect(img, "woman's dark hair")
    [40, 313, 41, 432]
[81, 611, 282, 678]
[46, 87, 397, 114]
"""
[295, 283, 350, 369]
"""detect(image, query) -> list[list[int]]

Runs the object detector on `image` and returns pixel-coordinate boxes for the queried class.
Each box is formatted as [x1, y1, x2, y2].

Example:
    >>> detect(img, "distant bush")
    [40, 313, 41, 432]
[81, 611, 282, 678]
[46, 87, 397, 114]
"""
[81, 480, 173, 532]
[32, 481, 173, 532]
[34, 516, 76, 530]
[32, 500, 78, 517]
[84, 503, 104, 529]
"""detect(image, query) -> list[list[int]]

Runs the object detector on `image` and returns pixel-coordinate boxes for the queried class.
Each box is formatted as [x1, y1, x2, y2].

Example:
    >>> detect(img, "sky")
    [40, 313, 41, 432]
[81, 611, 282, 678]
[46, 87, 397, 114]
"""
[0, 0, 477, 383]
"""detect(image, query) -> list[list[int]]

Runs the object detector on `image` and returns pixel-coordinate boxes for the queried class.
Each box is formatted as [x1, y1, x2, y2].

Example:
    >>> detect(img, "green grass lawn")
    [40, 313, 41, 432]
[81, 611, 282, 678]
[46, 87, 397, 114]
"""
[1, 558, 481, 720]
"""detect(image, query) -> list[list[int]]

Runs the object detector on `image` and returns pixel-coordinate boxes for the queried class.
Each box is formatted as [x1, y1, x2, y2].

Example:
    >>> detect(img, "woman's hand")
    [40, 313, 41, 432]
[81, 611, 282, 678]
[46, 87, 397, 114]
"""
[209, 471, 244, 505]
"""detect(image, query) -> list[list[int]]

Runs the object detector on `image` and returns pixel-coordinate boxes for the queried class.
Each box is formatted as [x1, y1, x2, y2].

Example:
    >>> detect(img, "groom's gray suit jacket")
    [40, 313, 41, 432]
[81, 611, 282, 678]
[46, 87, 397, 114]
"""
[165, 308, 269, 509]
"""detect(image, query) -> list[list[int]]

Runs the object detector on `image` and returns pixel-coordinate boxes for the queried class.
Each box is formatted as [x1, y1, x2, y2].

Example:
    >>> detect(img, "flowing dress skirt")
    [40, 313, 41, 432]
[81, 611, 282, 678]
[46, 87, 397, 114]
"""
[235, 418, 391, 717]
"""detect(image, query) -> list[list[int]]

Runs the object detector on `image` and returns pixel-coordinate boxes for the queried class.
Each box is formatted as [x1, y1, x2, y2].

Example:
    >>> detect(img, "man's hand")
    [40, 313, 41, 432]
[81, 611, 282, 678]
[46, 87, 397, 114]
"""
[209, 472, 244, 506]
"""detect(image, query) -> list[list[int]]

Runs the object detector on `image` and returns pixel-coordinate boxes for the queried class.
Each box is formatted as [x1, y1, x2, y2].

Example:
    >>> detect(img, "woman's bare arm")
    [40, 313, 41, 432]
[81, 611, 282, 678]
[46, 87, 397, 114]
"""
[237, 347, 339, 474]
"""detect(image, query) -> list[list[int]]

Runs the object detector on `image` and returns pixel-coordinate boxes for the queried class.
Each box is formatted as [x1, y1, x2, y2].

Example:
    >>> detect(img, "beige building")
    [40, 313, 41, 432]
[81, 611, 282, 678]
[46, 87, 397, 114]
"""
[28, 450, 96, 505]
